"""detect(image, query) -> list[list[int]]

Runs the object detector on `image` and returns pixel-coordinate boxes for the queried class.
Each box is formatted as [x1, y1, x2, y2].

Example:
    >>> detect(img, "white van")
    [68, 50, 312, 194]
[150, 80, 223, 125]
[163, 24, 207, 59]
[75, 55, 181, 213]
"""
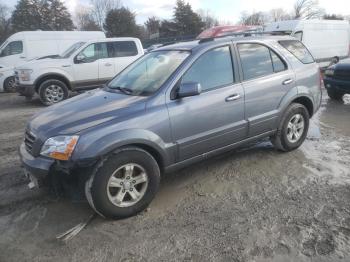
[0, 31, 105, 92]
[264, 20, 350, 67]
[15, 37, 144, 105]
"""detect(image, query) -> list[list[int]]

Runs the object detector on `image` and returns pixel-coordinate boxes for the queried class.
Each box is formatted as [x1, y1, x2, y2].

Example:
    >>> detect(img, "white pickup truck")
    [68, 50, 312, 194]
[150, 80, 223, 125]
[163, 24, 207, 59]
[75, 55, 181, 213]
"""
[0, 31, 105, 92]
[15, 37, 144, 105]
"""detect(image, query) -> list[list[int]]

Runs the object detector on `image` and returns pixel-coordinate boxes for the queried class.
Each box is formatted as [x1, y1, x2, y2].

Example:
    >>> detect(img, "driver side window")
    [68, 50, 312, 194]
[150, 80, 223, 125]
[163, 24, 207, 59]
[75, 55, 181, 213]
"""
[182, 46, 234, 92]
[76, 43, 100, 63]
[0, 41, 23, 57]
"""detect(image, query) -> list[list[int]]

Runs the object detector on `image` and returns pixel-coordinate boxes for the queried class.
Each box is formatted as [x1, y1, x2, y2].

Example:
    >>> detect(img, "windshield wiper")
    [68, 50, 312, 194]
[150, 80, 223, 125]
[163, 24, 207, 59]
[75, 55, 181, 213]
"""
[112, 86, 134, 95]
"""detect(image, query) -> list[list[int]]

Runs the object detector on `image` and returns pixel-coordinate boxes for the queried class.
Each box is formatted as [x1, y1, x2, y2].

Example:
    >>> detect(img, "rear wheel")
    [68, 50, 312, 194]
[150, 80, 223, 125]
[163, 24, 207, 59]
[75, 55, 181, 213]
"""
[4, 76, 16, 93]
[327, 88, 343, 100]
[38, 79, 69, 106]
[271, 103, 310, 152]
[85, 147, 160, 219]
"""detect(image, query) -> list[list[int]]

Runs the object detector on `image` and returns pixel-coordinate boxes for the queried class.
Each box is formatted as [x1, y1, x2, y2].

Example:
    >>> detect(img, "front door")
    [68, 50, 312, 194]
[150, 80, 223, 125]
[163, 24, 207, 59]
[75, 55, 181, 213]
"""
[167, 45, 247, 161]
[72, 43, 101, 88]
[237, 43, 295, 137]
[0, 40, 24, 67]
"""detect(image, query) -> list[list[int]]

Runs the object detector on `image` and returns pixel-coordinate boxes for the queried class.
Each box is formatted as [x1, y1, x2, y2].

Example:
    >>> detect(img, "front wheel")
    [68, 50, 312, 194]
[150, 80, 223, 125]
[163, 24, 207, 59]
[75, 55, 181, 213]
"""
[85, 147, 161, 219]
[38, 79, 69, 106]
[4, 76, 16, 93]
[271, 103, 310, 152]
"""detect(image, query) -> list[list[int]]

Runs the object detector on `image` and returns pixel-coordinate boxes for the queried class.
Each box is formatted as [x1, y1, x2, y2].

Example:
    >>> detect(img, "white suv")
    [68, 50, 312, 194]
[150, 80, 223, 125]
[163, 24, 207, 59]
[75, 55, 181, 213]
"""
[15, 37, 144, 105]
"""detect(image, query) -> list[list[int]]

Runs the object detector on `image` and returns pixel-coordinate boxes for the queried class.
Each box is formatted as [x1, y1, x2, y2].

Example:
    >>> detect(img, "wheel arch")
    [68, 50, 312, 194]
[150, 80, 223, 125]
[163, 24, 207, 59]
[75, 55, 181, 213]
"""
[34, 73, 72, 92]
[117, 143, 166, 173]
[291, 96, 314, 117]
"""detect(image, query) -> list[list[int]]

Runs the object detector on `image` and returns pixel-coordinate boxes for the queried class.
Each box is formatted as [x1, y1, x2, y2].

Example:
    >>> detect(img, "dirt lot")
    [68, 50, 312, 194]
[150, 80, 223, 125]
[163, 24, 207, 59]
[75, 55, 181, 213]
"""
[0, 92, 349, 262]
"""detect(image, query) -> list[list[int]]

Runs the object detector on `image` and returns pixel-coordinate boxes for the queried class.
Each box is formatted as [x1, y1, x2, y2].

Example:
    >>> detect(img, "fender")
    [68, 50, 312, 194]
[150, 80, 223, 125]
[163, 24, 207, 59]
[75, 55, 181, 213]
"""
[34, 71, 73, 90]
[276, 85, 315, 124]
[72, 129, 175, 168]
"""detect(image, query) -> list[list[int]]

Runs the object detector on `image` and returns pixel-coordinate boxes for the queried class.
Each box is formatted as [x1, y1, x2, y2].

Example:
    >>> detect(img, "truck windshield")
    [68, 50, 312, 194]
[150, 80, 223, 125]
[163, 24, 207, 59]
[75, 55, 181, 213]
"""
[60, 42, 86, 58]
[108, 50, 190, 96]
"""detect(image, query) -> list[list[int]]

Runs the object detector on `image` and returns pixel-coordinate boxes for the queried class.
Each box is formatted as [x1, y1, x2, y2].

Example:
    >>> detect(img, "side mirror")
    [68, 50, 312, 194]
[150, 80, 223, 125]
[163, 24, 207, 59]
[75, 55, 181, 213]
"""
[75, 54, 85, 63]
[177, 82, 202, 98]
[331, 56, 339, 65]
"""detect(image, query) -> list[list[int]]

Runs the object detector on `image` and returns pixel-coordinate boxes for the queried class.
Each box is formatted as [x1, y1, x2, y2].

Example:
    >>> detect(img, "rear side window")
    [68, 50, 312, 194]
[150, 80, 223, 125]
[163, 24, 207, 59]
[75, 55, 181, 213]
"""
[182, 46, 234, 91]
[108, 41, 138, 58]
[238, 43, 286, 80]
[0, 41, 23, 57]
[279, 40, 314, 64]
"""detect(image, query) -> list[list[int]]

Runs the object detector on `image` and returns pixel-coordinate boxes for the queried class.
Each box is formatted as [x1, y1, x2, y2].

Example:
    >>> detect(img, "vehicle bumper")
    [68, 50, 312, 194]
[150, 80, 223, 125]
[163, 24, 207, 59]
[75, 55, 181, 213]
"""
[324, 77, 350, 94]
[19, 143, 55, 185]
[16, 83, 36, 97]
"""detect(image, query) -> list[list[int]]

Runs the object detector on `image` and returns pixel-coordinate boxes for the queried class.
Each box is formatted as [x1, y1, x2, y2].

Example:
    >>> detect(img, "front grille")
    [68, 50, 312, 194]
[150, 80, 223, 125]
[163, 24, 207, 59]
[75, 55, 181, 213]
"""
[24, 130, 36, 154]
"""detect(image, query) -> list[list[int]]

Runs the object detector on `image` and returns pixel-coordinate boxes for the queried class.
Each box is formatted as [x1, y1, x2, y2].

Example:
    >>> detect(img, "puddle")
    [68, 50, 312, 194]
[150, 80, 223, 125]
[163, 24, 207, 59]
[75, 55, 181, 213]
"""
[301, 96, 350, 185]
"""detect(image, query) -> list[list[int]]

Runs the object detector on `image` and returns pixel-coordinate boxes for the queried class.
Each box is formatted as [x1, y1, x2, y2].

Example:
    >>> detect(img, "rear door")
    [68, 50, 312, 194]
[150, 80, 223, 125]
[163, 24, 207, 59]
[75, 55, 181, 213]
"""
[167, 45, 247, 161]
[237, 42, 295, 137]
[114, 41, 140, 74]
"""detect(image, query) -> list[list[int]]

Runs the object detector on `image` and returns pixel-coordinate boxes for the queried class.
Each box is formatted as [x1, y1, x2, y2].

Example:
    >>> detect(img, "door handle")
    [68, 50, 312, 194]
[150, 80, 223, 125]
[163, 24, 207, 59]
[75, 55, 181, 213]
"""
[282, 79, 293, 85]
[105, 63, 112, 67]
[225, 94, 241, 102]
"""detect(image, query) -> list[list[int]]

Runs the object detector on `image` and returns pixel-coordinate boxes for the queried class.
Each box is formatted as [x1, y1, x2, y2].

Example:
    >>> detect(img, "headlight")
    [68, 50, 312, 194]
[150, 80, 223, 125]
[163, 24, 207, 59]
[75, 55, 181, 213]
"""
[324, 69, 334, 76]
[18, 69, 33, 81]
[40, 135, 79, 160]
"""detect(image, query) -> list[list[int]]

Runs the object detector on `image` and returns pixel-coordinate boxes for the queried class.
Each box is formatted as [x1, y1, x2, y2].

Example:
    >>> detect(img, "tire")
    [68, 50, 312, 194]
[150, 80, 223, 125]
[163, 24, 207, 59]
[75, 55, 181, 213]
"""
[327, 88, 343, 100]
[271, 103, 310, 152]
[38, 79, 69, 106]
[3, 76, 16, 93]
[85, 147, 161, 219]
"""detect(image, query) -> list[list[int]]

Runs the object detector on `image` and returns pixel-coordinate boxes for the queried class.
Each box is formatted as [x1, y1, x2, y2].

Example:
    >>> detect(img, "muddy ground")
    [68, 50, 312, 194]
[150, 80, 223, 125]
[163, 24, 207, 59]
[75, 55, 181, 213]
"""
[0, 92, 349, 262]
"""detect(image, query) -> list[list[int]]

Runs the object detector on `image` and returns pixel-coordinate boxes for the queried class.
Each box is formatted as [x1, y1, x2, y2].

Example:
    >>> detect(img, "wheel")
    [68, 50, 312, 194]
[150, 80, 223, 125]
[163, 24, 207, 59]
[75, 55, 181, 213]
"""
[3, 76, 16, 93]
[38, 79, 69, 106]
[271, 103, 309, 152]
[85, 147, 161, 219]
[327, 88, 343, 100]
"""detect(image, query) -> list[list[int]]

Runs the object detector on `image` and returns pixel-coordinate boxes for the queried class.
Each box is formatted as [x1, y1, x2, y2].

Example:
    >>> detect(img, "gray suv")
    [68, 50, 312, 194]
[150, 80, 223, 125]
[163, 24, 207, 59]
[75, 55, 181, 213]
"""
[20, 36, 322, 219]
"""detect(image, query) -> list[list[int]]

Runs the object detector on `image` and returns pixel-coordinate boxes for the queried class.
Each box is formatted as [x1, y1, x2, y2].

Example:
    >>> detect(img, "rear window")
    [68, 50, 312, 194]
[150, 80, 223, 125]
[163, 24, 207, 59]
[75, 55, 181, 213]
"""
[108, 41, 138, 58]
[279, 40, 314, 64]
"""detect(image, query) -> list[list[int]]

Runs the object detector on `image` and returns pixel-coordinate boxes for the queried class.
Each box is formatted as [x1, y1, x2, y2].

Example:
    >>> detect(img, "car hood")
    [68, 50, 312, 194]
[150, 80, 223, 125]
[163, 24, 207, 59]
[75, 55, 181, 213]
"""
[28, 88, 147, 139]
[16, 57, 71, 70]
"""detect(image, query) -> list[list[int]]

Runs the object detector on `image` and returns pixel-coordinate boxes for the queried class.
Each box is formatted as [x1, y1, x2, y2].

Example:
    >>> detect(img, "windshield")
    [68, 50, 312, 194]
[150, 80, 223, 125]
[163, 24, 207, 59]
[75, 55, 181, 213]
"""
[108, 50, 190, 96]
[60, 42, 86, 58]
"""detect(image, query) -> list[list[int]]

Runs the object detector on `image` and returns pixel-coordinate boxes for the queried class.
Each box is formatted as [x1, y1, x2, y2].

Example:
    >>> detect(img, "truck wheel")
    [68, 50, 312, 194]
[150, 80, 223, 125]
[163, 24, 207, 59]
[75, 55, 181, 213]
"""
[271, 103, 309, 152]
[327, 88, 343, 100]
[4, 76, 16, 93]
[85, 147, 160, 219]
[38, 79, 69, 106]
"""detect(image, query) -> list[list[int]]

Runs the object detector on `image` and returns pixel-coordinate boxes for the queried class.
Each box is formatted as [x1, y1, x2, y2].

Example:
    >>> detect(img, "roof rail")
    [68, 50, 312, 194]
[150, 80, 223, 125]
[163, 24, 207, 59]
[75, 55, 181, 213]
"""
[198, 31, 290, 44]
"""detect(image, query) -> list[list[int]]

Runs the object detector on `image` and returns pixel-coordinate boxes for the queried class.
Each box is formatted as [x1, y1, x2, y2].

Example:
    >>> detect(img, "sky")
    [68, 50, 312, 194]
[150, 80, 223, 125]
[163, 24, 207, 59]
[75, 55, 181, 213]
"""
[4, 0, 350, 24]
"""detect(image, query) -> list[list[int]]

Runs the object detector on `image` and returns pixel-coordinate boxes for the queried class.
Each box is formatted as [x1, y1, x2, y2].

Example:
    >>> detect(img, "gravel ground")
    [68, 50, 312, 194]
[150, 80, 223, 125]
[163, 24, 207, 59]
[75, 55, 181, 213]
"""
[0, 92, 349, 262]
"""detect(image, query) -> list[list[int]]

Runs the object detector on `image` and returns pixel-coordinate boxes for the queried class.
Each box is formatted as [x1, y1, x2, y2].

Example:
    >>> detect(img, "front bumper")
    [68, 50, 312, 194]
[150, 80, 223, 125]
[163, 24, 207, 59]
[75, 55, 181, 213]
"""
[16, 84, 36, 97]
[324, 77, 350, 94]
[19, 143, 54, 182]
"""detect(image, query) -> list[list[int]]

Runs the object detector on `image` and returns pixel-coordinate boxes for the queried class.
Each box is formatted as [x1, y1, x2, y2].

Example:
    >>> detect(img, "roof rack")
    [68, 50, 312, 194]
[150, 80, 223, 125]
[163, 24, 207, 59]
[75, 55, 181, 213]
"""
[198, 31, 290, 44]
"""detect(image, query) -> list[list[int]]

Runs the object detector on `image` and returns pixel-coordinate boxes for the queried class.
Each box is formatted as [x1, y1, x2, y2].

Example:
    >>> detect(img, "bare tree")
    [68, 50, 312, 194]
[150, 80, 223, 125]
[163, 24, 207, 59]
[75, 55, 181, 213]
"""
[240, 11, 268, 26]
[197, 9, 219, 29]
[270, 8, 292, 22]
[293, 0, 325, 19]
[0, 3, 12, 44]
[75, 5, 100, 30]
[90, 0, 121, 29]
